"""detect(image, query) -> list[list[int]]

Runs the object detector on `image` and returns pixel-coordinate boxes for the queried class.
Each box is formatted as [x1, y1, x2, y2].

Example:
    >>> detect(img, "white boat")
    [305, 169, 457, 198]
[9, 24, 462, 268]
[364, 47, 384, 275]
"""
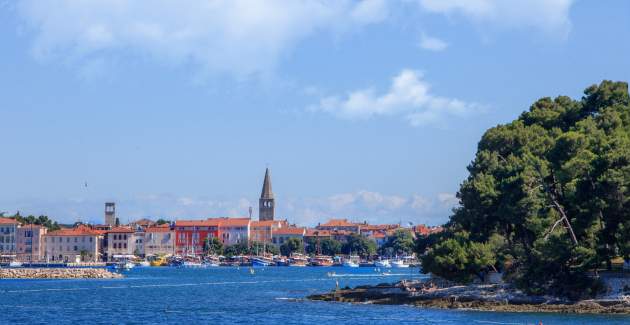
[374, 260, 391, 268]
[114, 262, 135, 270]
[136, 261, 151, 267]
[9, 261, 23, 268]
[342, 260, 359, 267]
[391, 260, 409, 268]
[182, 261, 205, 268]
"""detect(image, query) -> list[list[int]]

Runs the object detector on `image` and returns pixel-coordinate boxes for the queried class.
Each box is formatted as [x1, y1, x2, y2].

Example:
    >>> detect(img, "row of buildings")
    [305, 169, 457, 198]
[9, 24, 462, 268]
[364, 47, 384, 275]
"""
[0, 168, 442, 263]
[0, 216, 442, 263]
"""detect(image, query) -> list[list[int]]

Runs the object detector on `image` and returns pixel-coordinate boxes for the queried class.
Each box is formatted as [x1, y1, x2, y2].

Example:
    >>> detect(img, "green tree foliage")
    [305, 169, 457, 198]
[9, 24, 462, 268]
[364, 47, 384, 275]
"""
[10, 213, 61, 231]
[280, 238, 304, 257]
[203, 237, 224, 255]
[342, 234, 377, 257]
[422, 81, 630, 299]
[379, 229, 415, 257]
[305, 237, 342, 256]
[156, 218, 170, 225]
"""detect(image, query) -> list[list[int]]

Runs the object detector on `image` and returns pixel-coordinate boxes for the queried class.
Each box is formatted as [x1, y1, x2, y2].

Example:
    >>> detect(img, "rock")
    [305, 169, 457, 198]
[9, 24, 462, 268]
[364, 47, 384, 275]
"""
[0, 268, 123, 279]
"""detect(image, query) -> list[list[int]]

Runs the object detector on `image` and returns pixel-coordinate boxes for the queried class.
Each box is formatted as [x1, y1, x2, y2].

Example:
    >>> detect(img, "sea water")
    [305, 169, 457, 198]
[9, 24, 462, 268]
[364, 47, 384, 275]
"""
[0, 267, 628, 324]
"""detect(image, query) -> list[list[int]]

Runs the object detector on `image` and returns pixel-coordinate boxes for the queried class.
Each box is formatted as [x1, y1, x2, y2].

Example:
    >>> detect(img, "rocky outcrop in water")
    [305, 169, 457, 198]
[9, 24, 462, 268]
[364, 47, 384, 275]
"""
[0, 268, 123, 279]
[308, 279, 630, 314]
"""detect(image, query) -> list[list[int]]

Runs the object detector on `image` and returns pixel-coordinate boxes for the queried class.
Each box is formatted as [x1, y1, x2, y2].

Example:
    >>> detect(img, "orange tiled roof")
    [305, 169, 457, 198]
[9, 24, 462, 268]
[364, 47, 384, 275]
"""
[145, 224, 172, 233]
[209, 217, 251, 227]
[0, 217, 19, 225]
[107, 227, 135, 233]
[175, 219, 221, 227]
[318, 219, 358, 227]
[273, 227, 306, 235]
[305, 229, 331, 236]
[47, 225, 102, 237]
[251, 220, 287, 228]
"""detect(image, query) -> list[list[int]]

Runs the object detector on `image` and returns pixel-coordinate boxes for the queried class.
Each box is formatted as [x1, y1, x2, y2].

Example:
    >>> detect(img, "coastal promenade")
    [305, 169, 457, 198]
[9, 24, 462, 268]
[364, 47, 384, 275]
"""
[0, 268, 122, 279]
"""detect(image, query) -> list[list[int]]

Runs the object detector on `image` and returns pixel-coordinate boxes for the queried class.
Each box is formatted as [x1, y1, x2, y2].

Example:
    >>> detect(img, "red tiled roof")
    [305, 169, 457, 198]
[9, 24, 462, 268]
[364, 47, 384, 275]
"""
[273, 227, 306, 236]
[0, 217, 19, 225]
[369, 232, 386, 239]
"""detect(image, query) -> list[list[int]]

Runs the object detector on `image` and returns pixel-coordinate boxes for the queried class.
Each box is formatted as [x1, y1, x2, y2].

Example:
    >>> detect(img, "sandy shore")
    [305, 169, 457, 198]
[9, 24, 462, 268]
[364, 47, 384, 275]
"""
[0, 268, 123, 279]
[308, 279, 630, 315]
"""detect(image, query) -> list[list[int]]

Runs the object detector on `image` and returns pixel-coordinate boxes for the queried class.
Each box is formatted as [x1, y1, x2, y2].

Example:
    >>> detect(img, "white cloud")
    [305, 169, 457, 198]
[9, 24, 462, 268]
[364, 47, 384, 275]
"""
[15, 0, 387, 77]
[437, 192, 458, 207]
[314, 69, 481, 126]
[419, 33, 448, 51]
[418, 0, 574, 37]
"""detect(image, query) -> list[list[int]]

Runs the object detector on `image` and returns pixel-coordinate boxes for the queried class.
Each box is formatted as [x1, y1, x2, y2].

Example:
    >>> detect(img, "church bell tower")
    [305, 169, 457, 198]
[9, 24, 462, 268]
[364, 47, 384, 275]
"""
[259, 168, 275, 221]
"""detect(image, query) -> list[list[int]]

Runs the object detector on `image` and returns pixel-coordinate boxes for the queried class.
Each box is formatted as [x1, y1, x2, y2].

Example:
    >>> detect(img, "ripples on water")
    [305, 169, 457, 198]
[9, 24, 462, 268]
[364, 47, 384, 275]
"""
[0, 267, 628, 324]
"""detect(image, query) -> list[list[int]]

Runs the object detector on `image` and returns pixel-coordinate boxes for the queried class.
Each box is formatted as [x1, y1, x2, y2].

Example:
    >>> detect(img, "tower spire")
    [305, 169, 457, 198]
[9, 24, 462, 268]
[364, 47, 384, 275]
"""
[261, 167, 273, 199]
[259, 168, 275, 221]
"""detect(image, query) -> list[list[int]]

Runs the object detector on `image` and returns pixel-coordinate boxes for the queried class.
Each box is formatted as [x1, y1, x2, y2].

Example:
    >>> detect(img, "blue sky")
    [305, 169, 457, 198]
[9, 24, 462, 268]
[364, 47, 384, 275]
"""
[1, 0, 629, 226]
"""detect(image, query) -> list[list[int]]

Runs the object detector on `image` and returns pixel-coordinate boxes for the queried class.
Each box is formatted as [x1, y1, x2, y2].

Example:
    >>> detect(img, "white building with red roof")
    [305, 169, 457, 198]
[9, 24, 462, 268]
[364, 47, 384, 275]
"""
[44, 225, 103, 262]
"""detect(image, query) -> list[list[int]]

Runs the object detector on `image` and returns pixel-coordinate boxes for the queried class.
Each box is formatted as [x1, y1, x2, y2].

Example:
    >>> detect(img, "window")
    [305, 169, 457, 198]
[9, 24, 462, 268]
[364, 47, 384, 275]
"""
[74, 246, 78, 251]
[89, 237, 93, 242]
[123, 243, 127, 249]
[66, 237, 70, 243]
[74, 237, 78, 243]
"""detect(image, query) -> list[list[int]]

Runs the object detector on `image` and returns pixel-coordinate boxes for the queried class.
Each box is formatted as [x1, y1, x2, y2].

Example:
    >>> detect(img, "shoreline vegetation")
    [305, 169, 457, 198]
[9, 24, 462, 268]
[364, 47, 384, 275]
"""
[0, 268, 123, 279]
[308, 278, 630, 315]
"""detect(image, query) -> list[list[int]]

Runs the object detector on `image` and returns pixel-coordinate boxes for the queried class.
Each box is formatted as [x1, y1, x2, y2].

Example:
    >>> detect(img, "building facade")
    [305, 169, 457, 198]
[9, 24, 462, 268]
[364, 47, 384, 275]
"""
[105, 227, 136, 260]
[44, 225, 102, 262]
[272, 227, 305, 246]
[144, 224, 175, 256]
[251, 220, 287, 243]
[16, 225, 47, 262]
[175, 220, 220, 256]
[259, 168, 275, 221]
[212, 218, 250, 246]
[0, 217, 19, 255]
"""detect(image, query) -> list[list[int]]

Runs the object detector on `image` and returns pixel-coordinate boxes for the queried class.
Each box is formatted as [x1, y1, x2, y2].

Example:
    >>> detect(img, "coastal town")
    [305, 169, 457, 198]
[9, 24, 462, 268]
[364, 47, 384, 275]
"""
[0, 169, 442, 268]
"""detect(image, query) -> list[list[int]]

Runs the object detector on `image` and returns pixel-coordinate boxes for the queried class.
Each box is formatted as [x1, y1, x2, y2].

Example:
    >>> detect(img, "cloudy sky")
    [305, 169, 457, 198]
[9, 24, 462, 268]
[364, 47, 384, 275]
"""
[1, 0, 629, 226]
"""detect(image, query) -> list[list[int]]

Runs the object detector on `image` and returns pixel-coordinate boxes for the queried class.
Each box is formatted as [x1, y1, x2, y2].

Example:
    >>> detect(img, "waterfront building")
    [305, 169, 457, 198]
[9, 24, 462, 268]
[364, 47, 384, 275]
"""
[16, 225, 47, 262]
[208, 217, 250, 246]
[316, 219, 361, 233]
[272, 227, 305, 246]
[0, 217, 19, 256]
[368, 232, 387, 248]
[359, 224, 400, 237]
[144, 224, 175, 256]
[251, 219, 288, 244]
[44, 225, 102, 262]
[174, 219, 220, 256]
[259, 168, 275, 221]
[105, 227, 136, 260]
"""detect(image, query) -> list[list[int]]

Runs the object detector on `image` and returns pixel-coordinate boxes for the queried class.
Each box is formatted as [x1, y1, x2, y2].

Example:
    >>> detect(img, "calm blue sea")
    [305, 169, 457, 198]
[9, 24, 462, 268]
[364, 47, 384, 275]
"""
[0, 267, 627, 324]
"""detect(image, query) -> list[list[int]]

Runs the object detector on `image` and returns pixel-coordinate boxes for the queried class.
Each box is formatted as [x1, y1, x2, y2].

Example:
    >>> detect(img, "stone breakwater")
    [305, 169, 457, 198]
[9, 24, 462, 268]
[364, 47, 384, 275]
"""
[0, 268, 123, 279]
[308, 279, 630, 315]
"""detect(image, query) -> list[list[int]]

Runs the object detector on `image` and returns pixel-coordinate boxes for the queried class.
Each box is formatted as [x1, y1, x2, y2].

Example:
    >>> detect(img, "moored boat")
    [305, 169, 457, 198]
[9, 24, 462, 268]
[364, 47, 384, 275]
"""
[374, 259, 391, 268]
[391, 260, 409, 268]
[251, 256, 274, 267]
[310, 255, 333, 267]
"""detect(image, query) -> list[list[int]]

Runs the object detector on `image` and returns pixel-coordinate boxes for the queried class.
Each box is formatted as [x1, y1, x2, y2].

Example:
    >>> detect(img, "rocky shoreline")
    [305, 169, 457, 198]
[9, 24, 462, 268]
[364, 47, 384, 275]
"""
[0, 268, 123, 279]
[308, 279, 630, 315]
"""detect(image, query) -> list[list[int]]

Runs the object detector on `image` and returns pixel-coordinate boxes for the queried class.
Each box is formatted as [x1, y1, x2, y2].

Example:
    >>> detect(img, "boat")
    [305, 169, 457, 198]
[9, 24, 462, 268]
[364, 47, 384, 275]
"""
[114, 261, 135, 270]
[342, 260, 359, 267]
[182, 261, 205, 268]
[251, 256, 274, 267]
[310, 255, 334, 267]
[374, 259, 391, 268]
[274, 257, 290, 266]
[8, 261, 23, 268]
[136, 261, 151, 267]
[289, 254, 309, 267]
[391, 260, 409, 268]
